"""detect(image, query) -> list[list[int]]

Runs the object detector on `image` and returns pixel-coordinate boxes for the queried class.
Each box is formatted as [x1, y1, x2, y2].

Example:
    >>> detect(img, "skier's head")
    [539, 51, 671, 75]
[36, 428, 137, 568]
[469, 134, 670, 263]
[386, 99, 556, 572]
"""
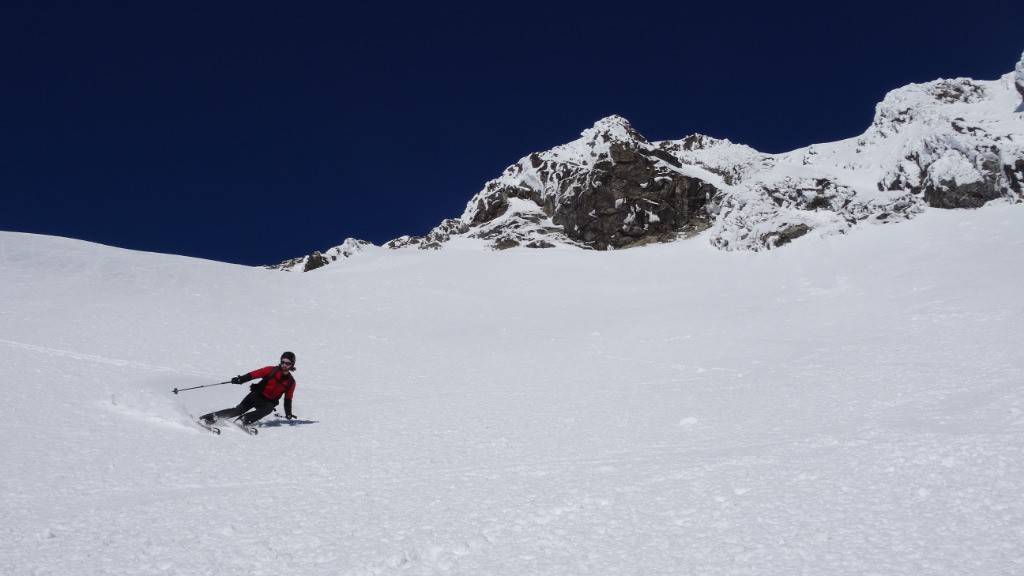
[280, 351, 296, 371]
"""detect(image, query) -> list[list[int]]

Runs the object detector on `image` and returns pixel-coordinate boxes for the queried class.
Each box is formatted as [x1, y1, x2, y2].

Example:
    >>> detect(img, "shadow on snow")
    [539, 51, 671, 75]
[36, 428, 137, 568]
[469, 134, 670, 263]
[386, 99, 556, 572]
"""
[258, 418, 318, 428]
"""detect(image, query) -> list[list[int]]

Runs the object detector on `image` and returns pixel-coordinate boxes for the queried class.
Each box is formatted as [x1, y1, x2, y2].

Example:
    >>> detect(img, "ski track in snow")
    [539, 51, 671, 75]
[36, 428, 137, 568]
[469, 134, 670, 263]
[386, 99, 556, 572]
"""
[0, 339, 222, 377]
[2, 205, 1024, 575]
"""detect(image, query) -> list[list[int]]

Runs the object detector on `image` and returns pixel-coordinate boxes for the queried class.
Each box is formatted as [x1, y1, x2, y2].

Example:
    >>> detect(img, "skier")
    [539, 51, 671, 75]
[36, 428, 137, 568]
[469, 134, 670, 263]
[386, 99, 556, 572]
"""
[199, 352, 299, 426]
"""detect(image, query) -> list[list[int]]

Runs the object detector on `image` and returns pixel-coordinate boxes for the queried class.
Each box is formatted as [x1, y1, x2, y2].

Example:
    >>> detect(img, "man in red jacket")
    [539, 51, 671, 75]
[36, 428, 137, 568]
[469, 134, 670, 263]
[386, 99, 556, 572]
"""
[200, 351, 298, 426]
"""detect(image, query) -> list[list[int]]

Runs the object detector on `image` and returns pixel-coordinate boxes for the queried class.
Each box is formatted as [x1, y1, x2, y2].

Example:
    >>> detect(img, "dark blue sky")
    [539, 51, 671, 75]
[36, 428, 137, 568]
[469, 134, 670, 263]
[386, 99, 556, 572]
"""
[2, 1, 1022, 265]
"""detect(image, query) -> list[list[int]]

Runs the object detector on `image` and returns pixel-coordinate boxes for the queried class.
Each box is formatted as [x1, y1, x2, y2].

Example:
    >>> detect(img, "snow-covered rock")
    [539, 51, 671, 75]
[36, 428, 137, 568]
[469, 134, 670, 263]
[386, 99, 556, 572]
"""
[866, 73, 1024, 209]
[267, 238, 375, 272]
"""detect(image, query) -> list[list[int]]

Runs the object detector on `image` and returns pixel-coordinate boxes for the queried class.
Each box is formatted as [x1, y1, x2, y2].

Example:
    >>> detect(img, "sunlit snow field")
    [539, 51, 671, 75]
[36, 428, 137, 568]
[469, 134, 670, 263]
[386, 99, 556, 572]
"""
[2, 203, 1023, 575]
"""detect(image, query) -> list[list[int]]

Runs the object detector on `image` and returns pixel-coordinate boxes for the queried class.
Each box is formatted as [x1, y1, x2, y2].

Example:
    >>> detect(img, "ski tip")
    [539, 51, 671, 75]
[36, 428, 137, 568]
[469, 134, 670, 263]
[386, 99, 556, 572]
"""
[192, 415, 221, 435]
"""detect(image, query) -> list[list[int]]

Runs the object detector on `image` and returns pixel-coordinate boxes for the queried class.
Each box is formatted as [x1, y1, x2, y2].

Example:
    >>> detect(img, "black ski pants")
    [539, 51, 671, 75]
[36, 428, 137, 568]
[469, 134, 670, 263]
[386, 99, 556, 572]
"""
[205, 392, 277, 425]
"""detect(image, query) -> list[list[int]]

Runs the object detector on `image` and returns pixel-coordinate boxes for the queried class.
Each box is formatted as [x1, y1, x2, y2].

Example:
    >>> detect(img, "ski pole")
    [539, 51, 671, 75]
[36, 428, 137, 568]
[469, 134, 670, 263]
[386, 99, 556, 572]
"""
[172, 381, 234, 394]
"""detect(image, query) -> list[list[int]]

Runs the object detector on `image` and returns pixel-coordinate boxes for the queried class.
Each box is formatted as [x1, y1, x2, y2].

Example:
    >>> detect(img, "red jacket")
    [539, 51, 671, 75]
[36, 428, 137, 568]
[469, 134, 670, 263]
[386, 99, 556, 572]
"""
[248, 366, 296, 401]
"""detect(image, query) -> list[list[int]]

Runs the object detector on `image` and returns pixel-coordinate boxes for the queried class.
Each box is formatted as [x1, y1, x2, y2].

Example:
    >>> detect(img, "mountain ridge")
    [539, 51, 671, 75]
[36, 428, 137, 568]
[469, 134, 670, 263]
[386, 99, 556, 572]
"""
[271, 51, 1024, 272]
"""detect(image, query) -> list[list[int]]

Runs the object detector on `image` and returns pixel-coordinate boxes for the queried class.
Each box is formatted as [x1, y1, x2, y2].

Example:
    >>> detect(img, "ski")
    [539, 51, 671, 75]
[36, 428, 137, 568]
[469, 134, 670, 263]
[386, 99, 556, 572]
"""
[195, 418, 221, 435]
[227, 418, 259, 435]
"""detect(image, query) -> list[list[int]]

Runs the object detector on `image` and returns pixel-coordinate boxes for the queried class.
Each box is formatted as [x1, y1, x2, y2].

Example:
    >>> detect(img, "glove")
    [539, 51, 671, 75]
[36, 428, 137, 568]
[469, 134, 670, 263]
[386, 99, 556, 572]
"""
[286, 413, 298, 420]
[231, 374, 251, 384]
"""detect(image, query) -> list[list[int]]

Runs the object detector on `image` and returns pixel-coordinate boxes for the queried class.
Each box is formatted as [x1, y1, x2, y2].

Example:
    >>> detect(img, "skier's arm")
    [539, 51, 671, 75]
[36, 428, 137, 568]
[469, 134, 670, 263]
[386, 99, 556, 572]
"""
[284, 398, 296, 419]
[231, 365, 274, 384]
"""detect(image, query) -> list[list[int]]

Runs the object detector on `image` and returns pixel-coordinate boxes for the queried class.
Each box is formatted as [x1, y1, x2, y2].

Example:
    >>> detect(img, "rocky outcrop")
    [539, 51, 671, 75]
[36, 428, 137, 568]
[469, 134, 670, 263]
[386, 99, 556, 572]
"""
[462, 116, 720, 250]
[265, 238, 373, 272]
[552, 145, 718, 250]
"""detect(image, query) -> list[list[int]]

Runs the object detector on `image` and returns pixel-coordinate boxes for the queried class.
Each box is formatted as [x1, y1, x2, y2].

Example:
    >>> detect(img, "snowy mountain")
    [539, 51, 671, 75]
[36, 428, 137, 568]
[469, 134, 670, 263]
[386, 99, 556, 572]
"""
[3, 199, 1023, 574]
[277, 51, 1024, 271]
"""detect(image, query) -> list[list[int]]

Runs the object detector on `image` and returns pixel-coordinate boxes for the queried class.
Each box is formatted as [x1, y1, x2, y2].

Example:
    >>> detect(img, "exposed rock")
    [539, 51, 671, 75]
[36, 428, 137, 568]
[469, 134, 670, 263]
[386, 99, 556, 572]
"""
[386, 236, 424, 249]
[419, 219, 470, 250]
[1005, 158, 1024, 195]
[303, 252, 330, 272]
[452, 115, 722, 251]
[554, 144, 718, 250]
[765, 223, 811, 248]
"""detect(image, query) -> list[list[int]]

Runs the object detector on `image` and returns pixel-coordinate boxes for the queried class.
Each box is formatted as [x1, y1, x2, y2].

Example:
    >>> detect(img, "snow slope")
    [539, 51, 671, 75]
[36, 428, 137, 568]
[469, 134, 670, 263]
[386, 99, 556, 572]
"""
[2, 202, 1024, 575]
